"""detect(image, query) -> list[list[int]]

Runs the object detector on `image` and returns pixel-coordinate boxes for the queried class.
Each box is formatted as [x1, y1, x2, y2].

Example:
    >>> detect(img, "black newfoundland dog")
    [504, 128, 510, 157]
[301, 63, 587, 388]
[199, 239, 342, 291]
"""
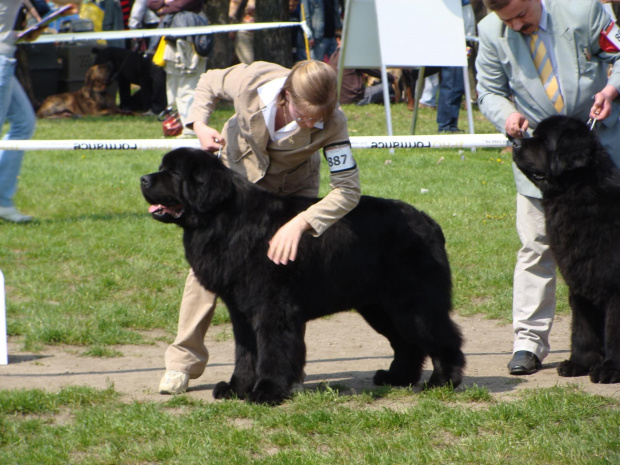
[512, 115, 620, 384]
[141, 148, 465, 403]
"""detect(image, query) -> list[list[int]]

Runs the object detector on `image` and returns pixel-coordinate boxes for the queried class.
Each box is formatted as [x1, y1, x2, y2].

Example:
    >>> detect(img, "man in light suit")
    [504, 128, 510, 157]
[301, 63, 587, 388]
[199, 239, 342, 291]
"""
[476, 0, 620, 375]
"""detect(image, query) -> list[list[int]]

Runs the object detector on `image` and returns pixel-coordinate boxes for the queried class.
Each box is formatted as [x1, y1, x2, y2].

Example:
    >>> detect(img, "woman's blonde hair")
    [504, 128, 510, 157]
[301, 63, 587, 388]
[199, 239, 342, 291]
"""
[278, 60, 338, 121]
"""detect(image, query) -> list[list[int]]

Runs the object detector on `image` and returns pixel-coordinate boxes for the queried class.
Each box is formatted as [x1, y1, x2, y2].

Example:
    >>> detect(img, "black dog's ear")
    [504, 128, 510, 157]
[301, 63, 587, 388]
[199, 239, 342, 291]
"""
[182, 152, 235, 213]
[549, 126, 593, 177]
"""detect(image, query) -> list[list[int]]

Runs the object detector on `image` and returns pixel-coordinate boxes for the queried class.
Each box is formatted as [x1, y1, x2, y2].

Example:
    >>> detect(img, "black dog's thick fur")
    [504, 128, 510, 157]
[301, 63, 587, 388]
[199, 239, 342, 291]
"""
[513, 115, 620, 384]
[141, 149, 465, 403]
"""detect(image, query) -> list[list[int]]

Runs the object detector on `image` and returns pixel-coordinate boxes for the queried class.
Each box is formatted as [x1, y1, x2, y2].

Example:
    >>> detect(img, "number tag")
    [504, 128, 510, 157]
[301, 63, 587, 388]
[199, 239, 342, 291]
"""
[324, 143, 356, 173]
[600, 18, 620, 53]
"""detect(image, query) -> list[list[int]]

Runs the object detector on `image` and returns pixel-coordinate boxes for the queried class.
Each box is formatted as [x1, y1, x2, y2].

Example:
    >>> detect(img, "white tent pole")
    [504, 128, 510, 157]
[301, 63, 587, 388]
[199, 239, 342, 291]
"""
[410, 66, 426, 135]
[462, 65, 476, 152]
[380, 65, 394, 146]
[336, 0, 354, 102]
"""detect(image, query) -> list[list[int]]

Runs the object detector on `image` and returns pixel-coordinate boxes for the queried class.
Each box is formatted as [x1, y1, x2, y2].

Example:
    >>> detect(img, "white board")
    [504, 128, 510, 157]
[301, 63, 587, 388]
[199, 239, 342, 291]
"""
[339, 0, 472, 138]
[341, 0, 467, 69]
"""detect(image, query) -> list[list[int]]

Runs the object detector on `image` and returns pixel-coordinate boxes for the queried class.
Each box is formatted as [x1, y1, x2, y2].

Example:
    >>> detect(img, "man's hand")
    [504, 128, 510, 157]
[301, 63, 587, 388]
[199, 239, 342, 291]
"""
[590, 85, 620, 122]
[267, 215, 311, 265]
[505, 112, 529, 138]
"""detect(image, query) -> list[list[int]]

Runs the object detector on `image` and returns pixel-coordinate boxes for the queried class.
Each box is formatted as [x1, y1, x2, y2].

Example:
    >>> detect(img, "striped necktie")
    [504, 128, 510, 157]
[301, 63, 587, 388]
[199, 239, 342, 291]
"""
[528, 32, 564, 113]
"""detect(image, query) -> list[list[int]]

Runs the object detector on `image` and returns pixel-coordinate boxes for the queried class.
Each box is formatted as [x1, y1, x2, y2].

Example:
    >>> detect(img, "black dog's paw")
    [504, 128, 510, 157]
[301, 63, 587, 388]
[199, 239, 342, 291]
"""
[372, 369, 391, 386]
[425, 368, 462, 390]
[557, 360, 589, 377]
[589, 362, 620, 384]
[372, 369, 417, 387]
[212, 381, 235, 399]
[247, 378, 290, 405]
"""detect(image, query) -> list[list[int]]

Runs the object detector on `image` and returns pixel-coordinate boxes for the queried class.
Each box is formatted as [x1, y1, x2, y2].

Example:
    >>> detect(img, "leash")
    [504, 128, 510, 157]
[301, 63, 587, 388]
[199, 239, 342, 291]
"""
[214, 138, 221, 158]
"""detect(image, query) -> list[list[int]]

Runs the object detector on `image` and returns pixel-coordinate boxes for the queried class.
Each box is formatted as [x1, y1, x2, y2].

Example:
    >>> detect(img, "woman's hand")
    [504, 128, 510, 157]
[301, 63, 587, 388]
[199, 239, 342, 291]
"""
[267, 215, 311, 265]
[194, 121, 225, 152]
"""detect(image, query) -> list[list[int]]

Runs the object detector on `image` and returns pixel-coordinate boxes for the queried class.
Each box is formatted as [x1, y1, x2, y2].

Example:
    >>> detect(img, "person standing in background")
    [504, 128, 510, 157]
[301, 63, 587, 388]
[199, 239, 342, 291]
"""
[128, 0, 168, 116]
[228, 0, 255, 65]
[436, 0, 476, 133]
[103, 0, 134, 49]
[0, 2, 38, 223]
[299, 0, 340, 62]
[147, 0, 207, 137]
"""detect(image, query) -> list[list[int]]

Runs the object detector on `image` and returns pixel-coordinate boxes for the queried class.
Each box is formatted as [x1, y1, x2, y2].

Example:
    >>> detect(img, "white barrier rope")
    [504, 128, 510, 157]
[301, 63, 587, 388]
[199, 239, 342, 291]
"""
[0, 135, 511, 151]
[31, 21, 304, 44]
[350, 134, 510, 149]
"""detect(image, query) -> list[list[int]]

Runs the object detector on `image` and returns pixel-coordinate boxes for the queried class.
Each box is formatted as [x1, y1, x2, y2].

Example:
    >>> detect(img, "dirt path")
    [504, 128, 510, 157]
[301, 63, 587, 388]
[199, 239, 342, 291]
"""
[2, 313, 619, 403]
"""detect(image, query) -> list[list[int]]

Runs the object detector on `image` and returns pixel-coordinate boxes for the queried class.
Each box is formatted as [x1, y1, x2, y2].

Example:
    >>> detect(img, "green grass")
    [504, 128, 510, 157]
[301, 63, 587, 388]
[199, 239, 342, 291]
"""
[3, 103, 567, 351]
[0, 103, 602, 465]
[0, 384, 618, 464]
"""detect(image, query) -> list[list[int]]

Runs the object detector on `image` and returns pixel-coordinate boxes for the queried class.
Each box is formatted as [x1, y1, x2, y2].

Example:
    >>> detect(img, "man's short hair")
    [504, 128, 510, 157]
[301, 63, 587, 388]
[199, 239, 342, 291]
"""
[483, 0, 515, 11]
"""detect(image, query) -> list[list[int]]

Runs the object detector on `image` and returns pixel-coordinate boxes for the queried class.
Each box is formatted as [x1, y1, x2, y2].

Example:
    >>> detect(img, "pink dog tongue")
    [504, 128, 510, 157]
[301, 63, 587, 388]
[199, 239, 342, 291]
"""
[148, 205, 162, 214]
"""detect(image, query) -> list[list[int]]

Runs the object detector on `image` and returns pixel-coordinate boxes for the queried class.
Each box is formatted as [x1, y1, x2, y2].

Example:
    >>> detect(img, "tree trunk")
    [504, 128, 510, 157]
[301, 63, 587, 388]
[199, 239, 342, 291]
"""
[205, 0, 235, 69]
[255, 0, 293, 68]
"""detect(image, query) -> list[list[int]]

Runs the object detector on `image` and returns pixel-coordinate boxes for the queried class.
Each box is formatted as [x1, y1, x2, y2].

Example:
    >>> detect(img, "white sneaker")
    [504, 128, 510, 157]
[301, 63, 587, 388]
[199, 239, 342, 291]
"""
[290, 382, 304, 395]
[159, 370, 190, 394]
[290, 370, 307, 395]
[0, 206, 33, 223]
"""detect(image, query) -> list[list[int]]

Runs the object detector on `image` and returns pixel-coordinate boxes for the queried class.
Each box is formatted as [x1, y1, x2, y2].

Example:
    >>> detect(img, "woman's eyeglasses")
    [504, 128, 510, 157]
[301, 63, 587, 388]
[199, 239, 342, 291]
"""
[288, 101, 322, 124]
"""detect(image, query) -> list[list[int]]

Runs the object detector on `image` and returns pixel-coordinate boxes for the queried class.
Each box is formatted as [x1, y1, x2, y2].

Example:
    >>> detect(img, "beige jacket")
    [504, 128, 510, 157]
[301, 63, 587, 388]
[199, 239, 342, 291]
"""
[186, 61, 361, 236]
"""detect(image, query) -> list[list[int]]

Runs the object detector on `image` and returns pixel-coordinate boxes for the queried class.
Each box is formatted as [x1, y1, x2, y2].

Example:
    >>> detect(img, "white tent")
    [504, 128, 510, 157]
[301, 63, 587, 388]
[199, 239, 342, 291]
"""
[338, 0, 474, 136]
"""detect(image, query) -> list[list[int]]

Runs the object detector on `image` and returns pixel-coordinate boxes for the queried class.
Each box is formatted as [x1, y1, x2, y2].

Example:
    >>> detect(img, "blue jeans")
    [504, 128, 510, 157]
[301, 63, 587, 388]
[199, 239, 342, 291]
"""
[0, 55, 36, 207]
[311, 37, 337, 62]
[436, 66, 465, 132]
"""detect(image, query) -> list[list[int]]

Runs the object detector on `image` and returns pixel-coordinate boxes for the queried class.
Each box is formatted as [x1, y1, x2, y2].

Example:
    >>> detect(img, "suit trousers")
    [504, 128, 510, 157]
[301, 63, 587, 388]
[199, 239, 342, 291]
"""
[512, 194, 556, 361]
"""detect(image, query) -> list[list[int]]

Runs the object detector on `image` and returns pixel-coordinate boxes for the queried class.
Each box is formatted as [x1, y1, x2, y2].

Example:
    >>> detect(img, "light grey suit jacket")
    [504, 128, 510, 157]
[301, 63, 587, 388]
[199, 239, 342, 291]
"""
[476, 0, 620, 197]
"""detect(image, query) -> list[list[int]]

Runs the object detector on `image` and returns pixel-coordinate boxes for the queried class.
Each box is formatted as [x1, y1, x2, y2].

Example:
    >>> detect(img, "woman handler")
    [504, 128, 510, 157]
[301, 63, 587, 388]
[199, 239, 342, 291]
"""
[159, 60, 361, 394]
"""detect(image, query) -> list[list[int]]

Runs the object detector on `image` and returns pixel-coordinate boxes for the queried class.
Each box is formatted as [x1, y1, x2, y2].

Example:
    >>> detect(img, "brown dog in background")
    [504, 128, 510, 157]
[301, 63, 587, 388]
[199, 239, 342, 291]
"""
[36, 63, 124, 118]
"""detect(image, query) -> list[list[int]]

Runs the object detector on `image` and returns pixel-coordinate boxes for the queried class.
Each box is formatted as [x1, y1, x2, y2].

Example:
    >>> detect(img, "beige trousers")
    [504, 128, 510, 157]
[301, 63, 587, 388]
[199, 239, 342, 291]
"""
[164, 157, 320, 375]
[512, 194, 557, 361]
[164, 269, 216, 377]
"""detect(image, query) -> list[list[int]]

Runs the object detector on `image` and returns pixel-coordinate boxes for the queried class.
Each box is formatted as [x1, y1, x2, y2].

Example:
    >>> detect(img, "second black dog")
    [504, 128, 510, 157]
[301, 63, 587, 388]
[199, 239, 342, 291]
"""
[513, 115, 620, 384]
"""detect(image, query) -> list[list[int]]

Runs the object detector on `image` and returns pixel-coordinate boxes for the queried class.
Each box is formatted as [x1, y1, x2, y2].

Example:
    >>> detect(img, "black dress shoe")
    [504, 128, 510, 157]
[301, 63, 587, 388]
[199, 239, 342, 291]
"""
[508, 351, 542, 375]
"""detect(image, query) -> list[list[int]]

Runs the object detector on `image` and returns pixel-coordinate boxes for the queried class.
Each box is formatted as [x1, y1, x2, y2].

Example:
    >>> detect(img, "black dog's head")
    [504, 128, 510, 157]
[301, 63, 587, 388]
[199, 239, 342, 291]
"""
[512, 115, 608, 196]
[140, 148, 233, 227]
